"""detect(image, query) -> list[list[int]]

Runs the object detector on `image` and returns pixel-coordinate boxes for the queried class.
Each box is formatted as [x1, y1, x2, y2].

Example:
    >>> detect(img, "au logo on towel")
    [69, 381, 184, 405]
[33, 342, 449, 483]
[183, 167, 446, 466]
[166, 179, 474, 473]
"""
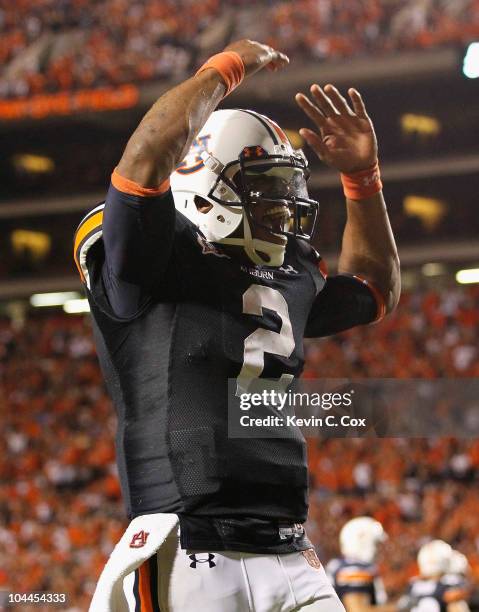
[129, 530, 150, 548]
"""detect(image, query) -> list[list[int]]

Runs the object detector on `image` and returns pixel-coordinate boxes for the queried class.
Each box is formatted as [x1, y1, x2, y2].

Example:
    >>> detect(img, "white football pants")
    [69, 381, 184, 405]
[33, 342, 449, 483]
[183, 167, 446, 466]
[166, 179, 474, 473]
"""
[89, 513, 345, 612]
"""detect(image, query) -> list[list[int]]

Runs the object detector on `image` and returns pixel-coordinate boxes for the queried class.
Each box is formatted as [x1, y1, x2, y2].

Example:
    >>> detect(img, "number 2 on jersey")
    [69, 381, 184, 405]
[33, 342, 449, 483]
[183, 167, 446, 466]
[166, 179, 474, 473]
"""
[236, 285, 295, 395]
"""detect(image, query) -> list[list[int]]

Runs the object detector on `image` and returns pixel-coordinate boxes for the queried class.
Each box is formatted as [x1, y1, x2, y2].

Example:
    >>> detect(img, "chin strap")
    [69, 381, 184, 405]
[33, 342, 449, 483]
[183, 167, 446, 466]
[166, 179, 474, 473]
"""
[220, 213, 286, 267]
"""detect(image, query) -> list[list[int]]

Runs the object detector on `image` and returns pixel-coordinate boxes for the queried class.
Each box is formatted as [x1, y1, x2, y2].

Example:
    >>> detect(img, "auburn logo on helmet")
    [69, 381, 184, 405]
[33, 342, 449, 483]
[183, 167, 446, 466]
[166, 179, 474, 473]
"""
[176, 134, 211, 174]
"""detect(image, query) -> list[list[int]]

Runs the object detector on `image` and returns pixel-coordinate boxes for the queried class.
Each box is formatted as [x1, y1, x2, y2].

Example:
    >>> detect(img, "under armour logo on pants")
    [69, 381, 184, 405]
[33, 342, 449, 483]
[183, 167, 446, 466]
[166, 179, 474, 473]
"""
[189, 553, 216, 568]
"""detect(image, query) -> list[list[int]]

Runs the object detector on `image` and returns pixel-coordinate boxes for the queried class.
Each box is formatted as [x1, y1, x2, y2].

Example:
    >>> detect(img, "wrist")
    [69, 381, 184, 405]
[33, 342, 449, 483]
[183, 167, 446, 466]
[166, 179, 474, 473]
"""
[195, 51, 245, 98]
[340, 160, 382, 201]
[195, 67, 228, 95]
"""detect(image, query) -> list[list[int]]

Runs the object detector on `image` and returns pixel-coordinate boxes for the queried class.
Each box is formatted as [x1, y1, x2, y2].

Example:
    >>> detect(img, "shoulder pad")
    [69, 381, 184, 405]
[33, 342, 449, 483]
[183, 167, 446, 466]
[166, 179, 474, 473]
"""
[441, 574, 465, 587]
[336, 562, 375, 585]
[73, 202, 105, 288]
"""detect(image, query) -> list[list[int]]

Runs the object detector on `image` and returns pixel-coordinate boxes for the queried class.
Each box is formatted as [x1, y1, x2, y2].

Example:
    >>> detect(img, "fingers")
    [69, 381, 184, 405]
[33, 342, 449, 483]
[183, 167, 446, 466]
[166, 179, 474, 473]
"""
[265, 47, 289, 71]
[271, 49, 290, 65]
[295, 93, 327, 157]
[298, 128, 327, 158]
[224, 40, 289, 77]
[310, 84, 339, 117]
[296, 84, 367, 120]
[348, 88, 368, 119]
[324, 84, 354, 116]
[295, 92, 326, 128]
[256, 42, 289, 68]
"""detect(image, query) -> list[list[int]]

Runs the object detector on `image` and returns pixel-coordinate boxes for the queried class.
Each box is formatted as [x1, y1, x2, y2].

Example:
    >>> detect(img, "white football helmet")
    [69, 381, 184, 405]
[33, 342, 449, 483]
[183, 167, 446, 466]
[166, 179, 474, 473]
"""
[340, 517, 387, 564]
[170, 109, 319, 267]
[448, 550, 469, 576]
[417, 540, 452, 578]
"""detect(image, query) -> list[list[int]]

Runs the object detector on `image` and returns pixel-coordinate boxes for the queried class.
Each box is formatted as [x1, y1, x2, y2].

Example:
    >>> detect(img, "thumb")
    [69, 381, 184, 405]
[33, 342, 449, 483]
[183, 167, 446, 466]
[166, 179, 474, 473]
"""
[299, 128, 327, 159]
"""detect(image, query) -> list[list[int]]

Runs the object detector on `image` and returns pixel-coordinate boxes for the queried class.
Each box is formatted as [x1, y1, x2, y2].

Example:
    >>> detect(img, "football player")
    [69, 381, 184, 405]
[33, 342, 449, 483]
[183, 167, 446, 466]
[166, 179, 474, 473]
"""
[400, 541, 470, 612]
[327, 517, 398, 611]
[74, 39, 400, 611]
[445, 550, 470, 583]
[442, 550, 472, 610]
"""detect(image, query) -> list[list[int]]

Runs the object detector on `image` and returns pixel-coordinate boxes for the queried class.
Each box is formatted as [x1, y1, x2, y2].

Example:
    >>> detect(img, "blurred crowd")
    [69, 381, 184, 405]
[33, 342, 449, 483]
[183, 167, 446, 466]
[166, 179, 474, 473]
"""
[0, 283, 478, 608]
[1, 0, 479, 99]
[303, 283, 479, 379]
[307, 439, 479, 598]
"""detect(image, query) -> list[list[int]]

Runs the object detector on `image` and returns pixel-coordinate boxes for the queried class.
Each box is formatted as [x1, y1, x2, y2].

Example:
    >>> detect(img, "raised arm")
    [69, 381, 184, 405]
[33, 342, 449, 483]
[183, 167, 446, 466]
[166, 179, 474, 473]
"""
[296, 84, 400, 314]
[117, 40, 289, 189]
[95, 41, 288, 319]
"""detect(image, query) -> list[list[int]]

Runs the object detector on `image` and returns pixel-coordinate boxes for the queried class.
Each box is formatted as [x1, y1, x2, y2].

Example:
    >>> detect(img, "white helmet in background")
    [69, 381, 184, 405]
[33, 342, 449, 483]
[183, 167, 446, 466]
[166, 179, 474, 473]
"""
[417, 540, 452, 578]
[170, 108, 319, 267]
[340, 517, 387, 564]
[448, 550, 469, 576]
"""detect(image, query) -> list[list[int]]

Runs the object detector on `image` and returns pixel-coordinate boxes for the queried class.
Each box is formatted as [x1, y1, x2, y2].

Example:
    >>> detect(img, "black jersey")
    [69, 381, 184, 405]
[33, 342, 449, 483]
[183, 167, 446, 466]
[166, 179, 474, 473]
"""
[326, 557, 387, 605]
[407, 576, 469, 611]
[74, 181, 381, 552]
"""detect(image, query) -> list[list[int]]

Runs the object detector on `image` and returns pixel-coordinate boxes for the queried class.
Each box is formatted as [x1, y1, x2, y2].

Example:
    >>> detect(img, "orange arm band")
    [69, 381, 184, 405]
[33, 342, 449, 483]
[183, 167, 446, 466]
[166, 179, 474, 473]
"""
[340, 161, 382, 201]
[195, 51, 245, 97]
[111, 168, 170, 197]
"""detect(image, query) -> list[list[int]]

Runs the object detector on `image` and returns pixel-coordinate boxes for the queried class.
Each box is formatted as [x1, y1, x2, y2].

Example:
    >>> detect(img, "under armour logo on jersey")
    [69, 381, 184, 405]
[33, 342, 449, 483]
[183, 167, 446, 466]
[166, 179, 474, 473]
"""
[189, 553, 216, 568]
[129, 530, 149, 548]
[279, 265, 299, 274]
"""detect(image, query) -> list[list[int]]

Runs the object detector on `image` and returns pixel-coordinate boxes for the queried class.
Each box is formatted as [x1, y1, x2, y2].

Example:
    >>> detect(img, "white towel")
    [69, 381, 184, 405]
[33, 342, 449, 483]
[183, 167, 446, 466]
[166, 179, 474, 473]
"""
[89, 513, 179, 612]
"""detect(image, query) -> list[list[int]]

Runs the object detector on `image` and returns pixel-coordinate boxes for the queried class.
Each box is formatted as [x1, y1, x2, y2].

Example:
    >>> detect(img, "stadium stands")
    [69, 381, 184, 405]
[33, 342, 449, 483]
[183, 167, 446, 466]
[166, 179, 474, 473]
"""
[2, 1, 479, 608]
[1, 0, 478, 98]
[1, 285, 478, 605]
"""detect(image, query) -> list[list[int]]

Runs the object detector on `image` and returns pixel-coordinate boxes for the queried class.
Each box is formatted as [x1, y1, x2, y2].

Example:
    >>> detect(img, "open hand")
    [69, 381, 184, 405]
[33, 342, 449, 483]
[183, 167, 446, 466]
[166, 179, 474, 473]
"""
[295, 84, 377, 174]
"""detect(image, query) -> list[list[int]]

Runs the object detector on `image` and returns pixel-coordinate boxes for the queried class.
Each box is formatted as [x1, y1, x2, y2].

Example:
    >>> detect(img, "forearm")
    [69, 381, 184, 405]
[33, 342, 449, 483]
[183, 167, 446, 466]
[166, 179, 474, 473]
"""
[338, 191, 400, 313]
[117, 70, 226, 187]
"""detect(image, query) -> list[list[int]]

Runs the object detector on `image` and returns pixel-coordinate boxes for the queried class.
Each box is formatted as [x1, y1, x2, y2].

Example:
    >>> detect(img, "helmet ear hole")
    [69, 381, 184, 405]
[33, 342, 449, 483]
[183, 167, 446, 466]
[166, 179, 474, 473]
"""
[194, 195, 213, 214]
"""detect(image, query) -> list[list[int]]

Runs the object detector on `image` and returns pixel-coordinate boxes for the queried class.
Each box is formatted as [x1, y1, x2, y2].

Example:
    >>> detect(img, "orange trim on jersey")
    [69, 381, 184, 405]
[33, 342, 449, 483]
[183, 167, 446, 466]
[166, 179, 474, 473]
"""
[138, 561, 154, 612]
[337, 570, 374, 584]
[444, 588, 468, 603]
[318, 259, 328, 279]
[111, 169, 170, 197]
[73, 210, 103, 281]
[352, 274, 387, 322]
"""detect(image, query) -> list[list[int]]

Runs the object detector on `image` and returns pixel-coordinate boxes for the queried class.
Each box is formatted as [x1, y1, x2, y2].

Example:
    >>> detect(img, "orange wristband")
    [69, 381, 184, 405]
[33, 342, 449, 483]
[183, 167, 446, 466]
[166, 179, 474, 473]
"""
[340, 161, 382, 201]
[195, 51, 245, 97]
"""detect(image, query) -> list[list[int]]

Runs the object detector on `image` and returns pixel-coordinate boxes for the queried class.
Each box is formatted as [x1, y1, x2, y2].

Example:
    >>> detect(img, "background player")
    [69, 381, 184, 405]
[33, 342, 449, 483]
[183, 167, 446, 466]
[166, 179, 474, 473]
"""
[401, 540, 470, 612]
[327, 517, 399, 612]
[74, 38, 399, 611]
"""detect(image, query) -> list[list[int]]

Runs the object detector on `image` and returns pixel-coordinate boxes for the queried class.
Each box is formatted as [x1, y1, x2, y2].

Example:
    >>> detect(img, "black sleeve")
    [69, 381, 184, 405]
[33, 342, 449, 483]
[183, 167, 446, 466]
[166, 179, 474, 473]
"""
[304, 274, 383, 338]
[101, 183, 176, 319]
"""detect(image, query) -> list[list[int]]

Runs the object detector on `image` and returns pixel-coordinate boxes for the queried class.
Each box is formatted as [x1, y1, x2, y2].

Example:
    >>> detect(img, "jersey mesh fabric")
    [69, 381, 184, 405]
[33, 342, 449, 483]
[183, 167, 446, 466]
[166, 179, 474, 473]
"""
[79, 185, 379, 552]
